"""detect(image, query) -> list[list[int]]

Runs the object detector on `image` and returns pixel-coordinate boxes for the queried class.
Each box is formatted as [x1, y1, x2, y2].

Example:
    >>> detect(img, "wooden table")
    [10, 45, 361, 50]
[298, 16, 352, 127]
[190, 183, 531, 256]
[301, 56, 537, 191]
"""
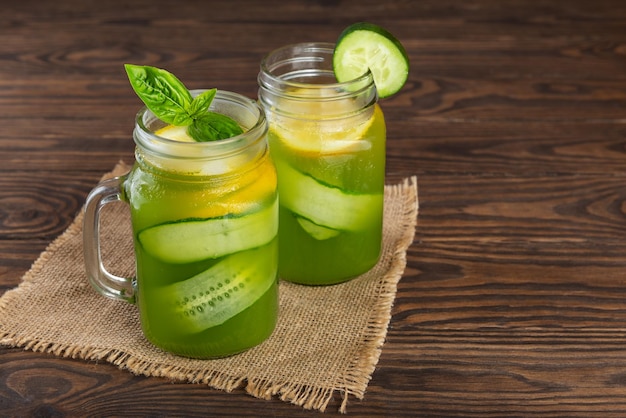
[2, 1, 626, 415]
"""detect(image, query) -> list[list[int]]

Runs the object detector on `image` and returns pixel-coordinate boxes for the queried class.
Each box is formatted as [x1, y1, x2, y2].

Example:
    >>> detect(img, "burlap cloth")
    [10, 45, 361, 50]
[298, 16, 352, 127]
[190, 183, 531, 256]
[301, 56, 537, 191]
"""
[0, 162, 418, 413]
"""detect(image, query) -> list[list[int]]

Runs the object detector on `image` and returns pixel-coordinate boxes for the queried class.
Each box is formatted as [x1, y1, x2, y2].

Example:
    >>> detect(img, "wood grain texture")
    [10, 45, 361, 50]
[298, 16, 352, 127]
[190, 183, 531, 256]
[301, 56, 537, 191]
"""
[1, 0, 626, 415]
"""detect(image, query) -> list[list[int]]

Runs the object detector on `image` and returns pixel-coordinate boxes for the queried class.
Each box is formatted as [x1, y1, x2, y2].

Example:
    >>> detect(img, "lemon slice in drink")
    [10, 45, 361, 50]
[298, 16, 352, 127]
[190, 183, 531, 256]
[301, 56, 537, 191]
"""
[153, 124, 246, 175]
[333, 22, 409, 98]
[155, 124, 196, 142]
[270, 97, 375, 156]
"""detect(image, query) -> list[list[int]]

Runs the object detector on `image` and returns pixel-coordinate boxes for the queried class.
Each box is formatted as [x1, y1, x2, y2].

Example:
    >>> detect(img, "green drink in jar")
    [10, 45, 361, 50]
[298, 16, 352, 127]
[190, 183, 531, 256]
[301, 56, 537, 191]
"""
[83, 66, 278, 358]
[258, 25, 409, 285]
[258, 43, 384, 286]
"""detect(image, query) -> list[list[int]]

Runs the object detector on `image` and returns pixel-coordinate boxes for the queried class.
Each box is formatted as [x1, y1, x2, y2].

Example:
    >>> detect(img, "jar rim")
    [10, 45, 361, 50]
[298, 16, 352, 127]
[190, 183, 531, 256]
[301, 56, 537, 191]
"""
[258, 42, 375, 98]
[134, 89, 267, 160]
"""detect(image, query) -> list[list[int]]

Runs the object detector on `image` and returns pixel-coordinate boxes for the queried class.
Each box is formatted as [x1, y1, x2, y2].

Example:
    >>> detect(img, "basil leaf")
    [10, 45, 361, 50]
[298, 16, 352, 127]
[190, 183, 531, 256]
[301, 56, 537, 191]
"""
[125, 64, 245, 142]
[124, 64, 194, 126]
[187, 88, 217, 120]
[187, 112, 244, 142]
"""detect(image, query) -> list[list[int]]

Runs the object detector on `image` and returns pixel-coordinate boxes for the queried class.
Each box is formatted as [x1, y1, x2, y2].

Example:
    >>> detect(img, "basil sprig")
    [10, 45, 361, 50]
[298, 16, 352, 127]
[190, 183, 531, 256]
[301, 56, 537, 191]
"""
[124, 64, 243, 141]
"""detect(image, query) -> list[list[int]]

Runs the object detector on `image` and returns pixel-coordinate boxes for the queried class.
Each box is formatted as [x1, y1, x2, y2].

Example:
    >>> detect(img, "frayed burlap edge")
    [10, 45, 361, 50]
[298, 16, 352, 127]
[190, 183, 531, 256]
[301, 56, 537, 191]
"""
[0, 162, 418, 414]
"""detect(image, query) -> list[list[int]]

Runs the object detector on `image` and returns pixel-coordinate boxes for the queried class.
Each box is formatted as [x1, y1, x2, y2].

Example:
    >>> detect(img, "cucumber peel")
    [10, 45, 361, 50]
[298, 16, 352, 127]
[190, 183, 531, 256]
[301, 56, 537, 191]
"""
[333, 22, 409, 98]
[138, 198, 278, 264]
[296, 216, 341, 240]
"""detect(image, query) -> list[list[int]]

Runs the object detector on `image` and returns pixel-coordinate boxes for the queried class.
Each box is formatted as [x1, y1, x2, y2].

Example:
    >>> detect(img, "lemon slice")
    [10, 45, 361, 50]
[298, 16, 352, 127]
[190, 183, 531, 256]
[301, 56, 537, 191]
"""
[155, 124, 195, 142]
[271, 118, 373, 155]
[152, 124, 240, 175]
[270, 98, 375, 155]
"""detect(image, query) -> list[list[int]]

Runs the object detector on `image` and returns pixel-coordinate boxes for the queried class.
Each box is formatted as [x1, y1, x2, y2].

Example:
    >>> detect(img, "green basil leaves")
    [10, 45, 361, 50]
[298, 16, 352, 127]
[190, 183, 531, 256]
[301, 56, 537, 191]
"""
[124, 64, 244, 141]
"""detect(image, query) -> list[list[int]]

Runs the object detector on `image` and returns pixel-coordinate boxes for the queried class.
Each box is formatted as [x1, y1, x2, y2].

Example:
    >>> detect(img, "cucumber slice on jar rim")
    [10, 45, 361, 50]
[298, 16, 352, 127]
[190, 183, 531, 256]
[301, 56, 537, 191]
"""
[333, 22, 409, 98]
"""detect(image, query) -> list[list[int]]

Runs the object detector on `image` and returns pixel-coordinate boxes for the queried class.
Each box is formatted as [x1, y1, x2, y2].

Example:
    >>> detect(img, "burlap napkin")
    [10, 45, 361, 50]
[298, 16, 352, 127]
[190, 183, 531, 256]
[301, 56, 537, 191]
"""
[0, 162, 418, 413]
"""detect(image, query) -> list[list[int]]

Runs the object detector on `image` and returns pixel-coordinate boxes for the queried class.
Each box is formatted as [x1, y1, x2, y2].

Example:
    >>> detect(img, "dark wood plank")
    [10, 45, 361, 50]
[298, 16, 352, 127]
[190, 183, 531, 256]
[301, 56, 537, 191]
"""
[0, 348, 331, 417]
[0, 241, 48, 293]
[0, 171, 97, 240]
[387, 121, 626, 175]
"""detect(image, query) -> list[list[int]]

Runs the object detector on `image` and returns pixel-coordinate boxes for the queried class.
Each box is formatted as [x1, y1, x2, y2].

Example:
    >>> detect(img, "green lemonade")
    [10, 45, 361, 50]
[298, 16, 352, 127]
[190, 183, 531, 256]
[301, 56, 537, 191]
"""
[267, 103, 386, 285]
[258, 42, 388, 285]
[123, 123, 279, 358]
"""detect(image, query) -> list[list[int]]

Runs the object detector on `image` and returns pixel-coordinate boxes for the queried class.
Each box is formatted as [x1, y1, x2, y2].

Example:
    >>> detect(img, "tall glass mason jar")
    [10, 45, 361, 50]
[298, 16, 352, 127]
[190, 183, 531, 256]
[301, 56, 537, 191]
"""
[83, 90, 279, 358]
[258, 43, 386, 285]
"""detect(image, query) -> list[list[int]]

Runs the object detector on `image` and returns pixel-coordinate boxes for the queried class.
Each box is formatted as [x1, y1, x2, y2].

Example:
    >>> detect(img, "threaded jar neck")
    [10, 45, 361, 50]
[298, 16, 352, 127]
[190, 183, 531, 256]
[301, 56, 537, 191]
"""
[258, 42, 377, 119]
[133, 90, 268, 177]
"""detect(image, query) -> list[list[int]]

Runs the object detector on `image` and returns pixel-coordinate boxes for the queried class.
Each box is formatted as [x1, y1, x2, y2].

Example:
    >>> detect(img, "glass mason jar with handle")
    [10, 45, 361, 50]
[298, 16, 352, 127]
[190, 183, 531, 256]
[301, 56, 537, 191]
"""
[83, 90, 279, 358]
[258, 42, 386, 285]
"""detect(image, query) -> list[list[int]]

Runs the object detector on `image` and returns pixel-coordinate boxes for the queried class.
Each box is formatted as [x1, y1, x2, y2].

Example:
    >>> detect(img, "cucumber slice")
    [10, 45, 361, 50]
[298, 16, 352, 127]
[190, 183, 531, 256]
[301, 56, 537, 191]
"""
[155, 244, 277, 334]
[333, 22, 409, 98]
[275, 159, 382, 232]
[138, 199, 278, 264]
[296, 216, 341, 240]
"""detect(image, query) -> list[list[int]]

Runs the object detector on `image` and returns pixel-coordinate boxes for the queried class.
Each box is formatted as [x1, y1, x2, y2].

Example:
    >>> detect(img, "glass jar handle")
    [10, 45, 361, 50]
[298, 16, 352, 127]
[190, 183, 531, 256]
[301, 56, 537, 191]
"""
[82, 176, 135, 303]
